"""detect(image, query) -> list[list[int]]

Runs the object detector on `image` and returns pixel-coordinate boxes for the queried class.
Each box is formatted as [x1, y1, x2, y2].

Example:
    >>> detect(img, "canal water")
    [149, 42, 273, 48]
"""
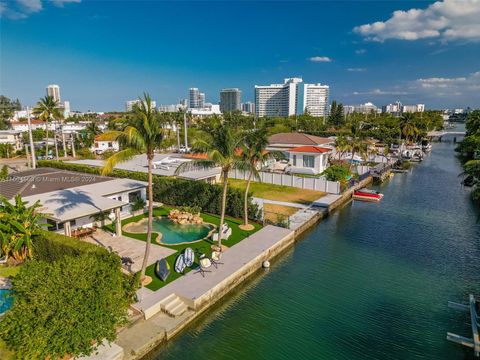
[152, 138, 479, 360]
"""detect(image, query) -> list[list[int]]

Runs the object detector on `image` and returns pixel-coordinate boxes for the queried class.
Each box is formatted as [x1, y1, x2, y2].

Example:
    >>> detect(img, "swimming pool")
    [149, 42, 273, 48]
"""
[0, 289, 13, 314]
[152, 218, 214, 245]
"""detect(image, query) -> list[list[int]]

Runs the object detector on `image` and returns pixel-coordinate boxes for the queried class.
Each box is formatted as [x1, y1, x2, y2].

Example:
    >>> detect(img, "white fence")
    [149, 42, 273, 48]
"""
[231, 169, 341, 194]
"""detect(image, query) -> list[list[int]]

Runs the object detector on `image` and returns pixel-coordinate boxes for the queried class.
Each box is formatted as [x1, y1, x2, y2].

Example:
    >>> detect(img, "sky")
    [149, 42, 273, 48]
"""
[1, 0, 479, 111]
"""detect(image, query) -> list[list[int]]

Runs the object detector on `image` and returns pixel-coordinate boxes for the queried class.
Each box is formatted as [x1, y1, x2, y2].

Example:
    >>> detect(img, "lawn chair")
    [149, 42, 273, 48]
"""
[209, 250, 223, 269]
[195, 254, 212, 277]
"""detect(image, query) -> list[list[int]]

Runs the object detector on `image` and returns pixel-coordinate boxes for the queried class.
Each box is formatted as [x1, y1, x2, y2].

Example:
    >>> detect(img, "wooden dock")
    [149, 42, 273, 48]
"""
[447, 294, 480, 358]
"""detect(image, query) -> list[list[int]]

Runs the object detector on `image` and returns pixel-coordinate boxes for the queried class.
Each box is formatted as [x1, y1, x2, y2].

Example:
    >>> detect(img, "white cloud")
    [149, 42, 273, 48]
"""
[347, 68, 366, 72]
[354, 0, 480, 42]
[353, 89, 409, 96]
[1, 0, 79, 19]
[17, 0, 42, 13]
[308, 56, 332, 63]
[415, 71, 480, 92]
[355, 49, 367, 55]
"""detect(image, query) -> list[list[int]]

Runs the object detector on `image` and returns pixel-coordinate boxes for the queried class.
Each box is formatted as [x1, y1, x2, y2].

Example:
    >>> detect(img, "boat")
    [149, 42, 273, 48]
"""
[155, 259, 170, 281]
[183, 247, 194, 267]
[174, 254, 186, 273]
[353, 188, 384, 202]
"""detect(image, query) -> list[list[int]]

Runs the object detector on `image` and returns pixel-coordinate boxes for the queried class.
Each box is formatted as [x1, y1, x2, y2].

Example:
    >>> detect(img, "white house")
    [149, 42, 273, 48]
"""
[91, 134, 120, 154]
[285, 146, 332, 175]
[0, 130, 23, 152]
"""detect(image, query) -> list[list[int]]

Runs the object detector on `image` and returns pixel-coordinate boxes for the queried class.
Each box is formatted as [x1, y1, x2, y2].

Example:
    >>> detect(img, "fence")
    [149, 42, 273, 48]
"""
[231, 169, 341, 194]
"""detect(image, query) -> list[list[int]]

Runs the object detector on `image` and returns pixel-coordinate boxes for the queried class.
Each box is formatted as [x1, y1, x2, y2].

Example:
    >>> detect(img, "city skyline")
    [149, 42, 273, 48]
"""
[1, 0, 479, 111]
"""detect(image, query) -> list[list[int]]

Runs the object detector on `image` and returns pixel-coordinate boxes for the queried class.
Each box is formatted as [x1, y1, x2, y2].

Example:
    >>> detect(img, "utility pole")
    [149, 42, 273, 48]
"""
[71, 133, 76, 158]
[26, 106, 36, 169]
[183, 112, 188, 150]
[25, 144, 30, 168]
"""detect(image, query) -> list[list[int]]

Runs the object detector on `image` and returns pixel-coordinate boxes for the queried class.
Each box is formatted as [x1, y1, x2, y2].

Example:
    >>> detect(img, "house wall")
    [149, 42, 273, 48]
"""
[91, 140, 120, 153]
[288, 152, 328, 174]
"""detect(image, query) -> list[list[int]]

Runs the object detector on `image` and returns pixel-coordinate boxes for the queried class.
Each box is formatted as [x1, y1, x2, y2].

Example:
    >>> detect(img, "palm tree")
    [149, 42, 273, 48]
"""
[101, 93, 164, 282]
[33, 95, 63, 160]
[400, 113, 419, 143]
[175, 122, 244, 248]
[82, 121, 101, 148]
[237, 128, 283, 229]
[0, 194, 45, 262]
[346, 120, 367, 170]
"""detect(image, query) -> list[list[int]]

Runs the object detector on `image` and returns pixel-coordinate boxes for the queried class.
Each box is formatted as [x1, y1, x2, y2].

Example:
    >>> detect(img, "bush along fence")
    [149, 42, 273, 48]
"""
[37, 160, 260, 220]
[230, 169, 341, 194]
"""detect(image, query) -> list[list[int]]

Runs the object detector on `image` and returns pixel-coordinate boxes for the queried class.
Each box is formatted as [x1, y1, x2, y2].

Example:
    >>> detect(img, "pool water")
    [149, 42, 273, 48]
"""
[152, 218, 213, 245]
[0, 289, 13, 314]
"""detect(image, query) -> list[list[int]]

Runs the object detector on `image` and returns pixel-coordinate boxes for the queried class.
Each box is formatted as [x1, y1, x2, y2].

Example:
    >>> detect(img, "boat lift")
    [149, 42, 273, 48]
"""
[447, 294, 480, 358]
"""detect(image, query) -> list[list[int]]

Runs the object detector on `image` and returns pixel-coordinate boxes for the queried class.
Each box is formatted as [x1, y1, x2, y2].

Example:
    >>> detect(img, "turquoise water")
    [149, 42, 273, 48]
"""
[0, 289, 13, 314]
[152, 218, 213, 245]
[151, 139, 479, 359]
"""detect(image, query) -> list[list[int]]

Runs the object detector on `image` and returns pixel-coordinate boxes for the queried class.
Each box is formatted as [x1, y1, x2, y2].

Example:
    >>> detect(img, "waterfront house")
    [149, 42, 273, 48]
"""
[267, 132, 335, 153]
[0, 168, 147, 237]
[285, 145, 332, 175]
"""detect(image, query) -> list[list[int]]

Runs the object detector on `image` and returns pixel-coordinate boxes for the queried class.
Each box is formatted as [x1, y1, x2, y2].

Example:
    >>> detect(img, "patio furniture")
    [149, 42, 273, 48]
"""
[183, 247, 195, 267]
[209, 250, 223, 269]
[155, 258, 170, 281]
[174, 253, 186, 274]
[195, 255, 212, 277]
[212, 223, 232, 242]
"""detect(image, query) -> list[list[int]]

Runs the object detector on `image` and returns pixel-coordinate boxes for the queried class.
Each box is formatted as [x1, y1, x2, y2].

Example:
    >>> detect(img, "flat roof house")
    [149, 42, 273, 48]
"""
[0, 168, 147, 237]
[0, 130, 23, 152]
[91, 134, 120, 154]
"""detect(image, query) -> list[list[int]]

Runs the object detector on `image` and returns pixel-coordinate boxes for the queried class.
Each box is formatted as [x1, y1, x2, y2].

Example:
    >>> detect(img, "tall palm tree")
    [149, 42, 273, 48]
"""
[400, 113, 419, 143]
[175, 122, 244, 248]
[82, 121, 101, 148]
[101, 93, 164, 282]
[33, 95, 63, 160]
[237, 128, 283, 229]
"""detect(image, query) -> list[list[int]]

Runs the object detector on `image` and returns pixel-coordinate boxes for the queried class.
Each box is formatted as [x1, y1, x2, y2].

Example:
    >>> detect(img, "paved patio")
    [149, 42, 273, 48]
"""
[83, 229, 176, 273]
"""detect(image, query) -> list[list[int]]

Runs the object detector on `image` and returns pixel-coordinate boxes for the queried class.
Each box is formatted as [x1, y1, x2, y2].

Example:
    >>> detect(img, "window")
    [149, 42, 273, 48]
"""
[303, 155, 315, 168]
[293, 154, 297, 166]
[128, 191, 141, 203]
[108, 142, 113, 147]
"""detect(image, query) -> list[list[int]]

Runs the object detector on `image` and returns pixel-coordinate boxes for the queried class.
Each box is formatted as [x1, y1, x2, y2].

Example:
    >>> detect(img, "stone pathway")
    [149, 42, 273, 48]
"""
[83, 230, 176, 273]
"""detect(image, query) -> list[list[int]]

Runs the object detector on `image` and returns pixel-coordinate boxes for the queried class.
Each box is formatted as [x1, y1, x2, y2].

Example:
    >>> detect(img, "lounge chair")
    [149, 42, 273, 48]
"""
[209, 250, 223, 268]
[195, 255, 212, 277]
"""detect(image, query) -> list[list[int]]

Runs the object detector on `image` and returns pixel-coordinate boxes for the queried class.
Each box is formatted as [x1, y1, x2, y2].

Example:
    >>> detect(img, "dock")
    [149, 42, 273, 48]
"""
[447, 294, 480, 358]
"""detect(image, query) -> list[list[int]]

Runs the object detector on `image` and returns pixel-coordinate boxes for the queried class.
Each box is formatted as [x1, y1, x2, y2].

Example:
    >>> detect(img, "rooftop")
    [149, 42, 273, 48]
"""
[288, 146, 332, 154]
[268, 132, 334, 147]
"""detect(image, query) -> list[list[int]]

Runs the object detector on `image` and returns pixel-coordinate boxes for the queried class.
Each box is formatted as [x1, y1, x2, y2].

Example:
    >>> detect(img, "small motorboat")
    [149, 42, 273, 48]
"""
[174, 254, 186, 274]
[155, 258, 170, 281]
[353, 188, 384, 202]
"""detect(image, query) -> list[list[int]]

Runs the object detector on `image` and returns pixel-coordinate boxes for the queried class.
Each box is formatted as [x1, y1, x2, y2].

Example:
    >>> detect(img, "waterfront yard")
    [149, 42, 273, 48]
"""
[105, 206, 262, 291]
[263, 203, 299, 225]
[228, 179, 325, 205]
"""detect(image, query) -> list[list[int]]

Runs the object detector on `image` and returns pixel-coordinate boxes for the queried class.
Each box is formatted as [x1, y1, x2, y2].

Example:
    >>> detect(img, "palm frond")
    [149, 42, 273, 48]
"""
[101, 148, 139, 175]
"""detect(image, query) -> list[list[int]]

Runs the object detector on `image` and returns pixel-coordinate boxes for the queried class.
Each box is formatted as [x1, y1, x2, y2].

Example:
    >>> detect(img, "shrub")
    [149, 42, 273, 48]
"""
[322, 165, 350, 182]
[37, 161, 260, 220]
[34, 230, 111, 262]
[0, 254, 137, 359]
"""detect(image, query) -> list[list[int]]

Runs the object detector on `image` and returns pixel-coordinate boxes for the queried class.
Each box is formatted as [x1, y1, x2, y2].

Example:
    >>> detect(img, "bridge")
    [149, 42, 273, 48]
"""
[427, 130, 466, 137]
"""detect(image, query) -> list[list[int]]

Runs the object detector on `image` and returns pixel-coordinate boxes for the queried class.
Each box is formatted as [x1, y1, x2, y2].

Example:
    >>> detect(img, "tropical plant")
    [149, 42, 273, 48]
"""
[33, 95, 63, 160]
[176, 121, 244, 247]
[399, 113, 419, 142]
[0, 195, 45, 262]
[237, 128, 283, 229]
[0, 165, 8, 180]
[328, 100, 345, 127]
[0, 253, 137, 359]
[322, 164, 350, 182]
[131, 197, 146, 212]
[90, 210, 111, 227]
[101, 93, 164, 281]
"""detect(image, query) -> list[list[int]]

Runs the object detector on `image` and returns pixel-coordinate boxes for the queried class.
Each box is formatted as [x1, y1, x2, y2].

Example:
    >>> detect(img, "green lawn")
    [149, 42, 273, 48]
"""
[105, 206, 262, 291]
[228, 179, 325, 205]
[0, 265, 22, 278]
[0, 339, 13, 360]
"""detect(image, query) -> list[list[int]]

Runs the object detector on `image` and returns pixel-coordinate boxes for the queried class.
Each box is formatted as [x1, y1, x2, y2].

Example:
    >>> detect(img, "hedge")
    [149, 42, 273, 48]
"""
[37, 160, 260, 220]
[34, 230, 111, 262]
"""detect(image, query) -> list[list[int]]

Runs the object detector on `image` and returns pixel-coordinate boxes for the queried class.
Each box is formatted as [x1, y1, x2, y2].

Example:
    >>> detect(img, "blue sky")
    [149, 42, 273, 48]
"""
[1, 0, 479, 111]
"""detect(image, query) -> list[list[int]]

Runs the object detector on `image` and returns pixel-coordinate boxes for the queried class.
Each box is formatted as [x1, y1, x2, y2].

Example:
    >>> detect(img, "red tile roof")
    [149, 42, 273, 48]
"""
[288, 146, 331, 153]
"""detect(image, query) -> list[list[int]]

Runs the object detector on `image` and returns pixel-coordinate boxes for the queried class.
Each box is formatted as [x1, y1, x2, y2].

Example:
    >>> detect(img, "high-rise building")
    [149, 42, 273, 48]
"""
[402, 104, 425, 113]
[125, 99, 156, 112]
[242, 102, 255, 114]
[220, 88, 241, 113]
[254, 78, 329, 117]
[189, 88, 200, 109]
[382, 101, 402, 114]
[46, 84, 61, 102]
[198, 93, 205, 108]
[255, 78, 303, 117]
[303, 83, 329, 117]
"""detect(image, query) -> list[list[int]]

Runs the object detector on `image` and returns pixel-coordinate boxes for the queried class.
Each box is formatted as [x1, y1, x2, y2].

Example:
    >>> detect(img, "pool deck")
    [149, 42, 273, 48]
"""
[116, 225, 295, 359]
